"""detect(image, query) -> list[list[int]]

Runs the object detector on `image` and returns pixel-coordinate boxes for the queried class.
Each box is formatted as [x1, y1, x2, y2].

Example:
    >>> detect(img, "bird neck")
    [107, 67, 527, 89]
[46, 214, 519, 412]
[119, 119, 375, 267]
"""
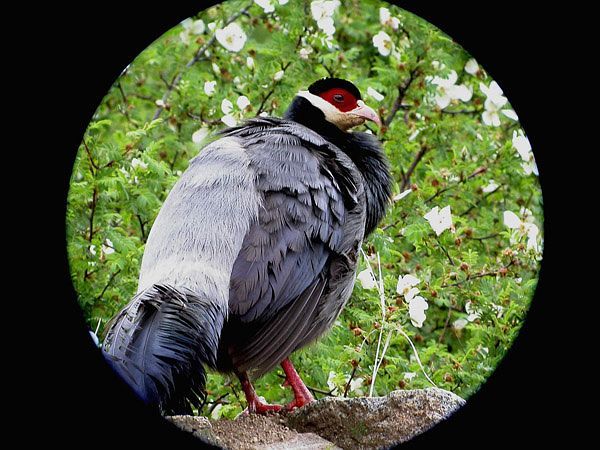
[285, 97, 392, 236]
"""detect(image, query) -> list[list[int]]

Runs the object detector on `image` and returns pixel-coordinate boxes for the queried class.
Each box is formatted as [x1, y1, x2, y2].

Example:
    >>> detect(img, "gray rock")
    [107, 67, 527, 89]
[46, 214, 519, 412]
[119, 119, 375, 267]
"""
[168, 388, 465, 449]
[283, 388, 465, 449]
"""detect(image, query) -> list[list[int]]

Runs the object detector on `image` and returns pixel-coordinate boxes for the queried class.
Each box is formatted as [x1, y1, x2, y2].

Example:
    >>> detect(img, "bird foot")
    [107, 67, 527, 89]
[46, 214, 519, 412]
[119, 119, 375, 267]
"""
[245, 399, 283, 415]
[285, 392, 313, 411]
[281, 358, 315, 410]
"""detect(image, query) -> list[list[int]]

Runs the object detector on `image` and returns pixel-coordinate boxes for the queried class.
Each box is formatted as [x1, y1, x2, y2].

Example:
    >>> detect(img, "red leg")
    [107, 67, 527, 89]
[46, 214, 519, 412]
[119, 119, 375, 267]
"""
[237, 371, 282, 414]
[281, 358, 315, 410]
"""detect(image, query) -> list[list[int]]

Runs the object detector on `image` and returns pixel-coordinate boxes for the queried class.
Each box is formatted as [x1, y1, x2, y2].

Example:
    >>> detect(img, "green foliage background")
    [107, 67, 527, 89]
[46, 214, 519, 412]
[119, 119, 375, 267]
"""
[66, 0, 543, 418]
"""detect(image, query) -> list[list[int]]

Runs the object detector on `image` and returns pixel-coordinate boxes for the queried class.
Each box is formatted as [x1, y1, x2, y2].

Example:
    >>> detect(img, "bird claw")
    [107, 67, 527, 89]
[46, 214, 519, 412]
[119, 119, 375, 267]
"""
[247, 400, 283, 415]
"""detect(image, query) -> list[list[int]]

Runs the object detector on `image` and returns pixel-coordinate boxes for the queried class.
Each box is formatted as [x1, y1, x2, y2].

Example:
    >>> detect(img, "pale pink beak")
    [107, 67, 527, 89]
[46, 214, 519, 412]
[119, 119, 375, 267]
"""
[349, 100, 382, 127]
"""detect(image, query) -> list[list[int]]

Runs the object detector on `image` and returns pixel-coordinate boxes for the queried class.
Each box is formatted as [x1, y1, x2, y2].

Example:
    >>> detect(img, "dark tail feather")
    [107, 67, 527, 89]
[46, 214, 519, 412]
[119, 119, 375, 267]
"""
[102, 284, 226, 415]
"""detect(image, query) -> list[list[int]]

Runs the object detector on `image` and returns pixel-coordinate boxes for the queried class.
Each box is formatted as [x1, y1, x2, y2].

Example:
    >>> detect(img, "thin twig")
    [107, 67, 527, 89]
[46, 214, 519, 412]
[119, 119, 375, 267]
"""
[95, 269, 121, 301]
[343, 364, 359, 398]
[435, 236, 455, 266]
[383, 65, 422, 127]
[401, 146, 428, 191]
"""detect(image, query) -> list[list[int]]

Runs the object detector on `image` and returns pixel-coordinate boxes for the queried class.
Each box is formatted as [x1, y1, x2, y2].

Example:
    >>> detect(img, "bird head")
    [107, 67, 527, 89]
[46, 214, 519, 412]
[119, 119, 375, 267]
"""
[289, 78, 381, 131]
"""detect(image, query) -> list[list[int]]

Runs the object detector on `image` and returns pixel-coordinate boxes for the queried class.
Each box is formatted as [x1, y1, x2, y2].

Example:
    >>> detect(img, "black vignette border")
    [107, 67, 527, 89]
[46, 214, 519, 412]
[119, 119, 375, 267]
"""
[41, 1, 562, 448]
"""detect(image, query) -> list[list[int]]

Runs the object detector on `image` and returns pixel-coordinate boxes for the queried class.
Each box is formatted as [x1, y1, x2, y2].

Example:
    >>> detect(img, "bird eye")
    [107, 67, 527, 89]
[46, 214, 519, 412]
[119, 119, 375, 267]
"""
[333, 94, 344, 102]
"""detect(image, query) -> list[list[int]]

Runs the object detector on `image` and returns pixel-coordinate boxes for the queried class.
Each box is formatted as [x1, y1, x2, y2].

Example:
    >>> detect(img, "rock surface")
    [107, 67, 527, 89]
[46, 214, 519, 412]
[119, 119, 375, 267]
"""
[168, 388, 465, 449]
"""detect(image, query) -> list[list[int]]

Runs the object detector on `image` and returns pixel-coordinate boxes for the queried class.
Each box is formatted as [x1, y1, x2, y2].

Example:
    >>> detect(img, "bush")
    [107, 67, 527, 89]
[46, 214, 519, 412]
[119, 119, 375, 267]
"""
[66, 0, 543, 418]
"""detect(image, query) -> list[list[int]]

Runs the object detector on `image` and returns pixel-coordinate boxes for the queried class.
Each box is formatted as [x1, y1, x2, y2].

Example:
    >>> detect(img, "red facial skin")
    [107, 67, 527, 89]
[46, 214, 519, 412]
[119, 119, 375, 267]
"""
[318, 88, 359, 112]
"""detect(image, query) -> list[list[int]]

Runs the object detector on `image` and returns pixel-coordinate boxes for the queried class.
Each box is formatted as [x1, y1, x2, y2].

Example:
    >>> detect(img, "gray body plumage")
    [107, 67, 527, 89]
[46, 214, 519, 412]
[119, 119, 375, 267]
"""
[103, 117, 389, 413]
[140, 118, 365, 377]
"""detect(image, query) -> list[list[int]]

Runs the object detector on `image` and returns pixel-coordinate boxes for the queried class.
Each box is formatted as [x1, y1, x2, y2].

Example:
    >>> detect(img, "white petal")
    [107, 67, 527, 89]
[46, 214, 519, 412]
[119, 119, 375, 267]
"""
[273, 70, 285, 81]
[221, 98, 234, 114]
[435, 94, 451, 109]
[482, 180, 499, 193]
[405, 287, 420, 302]
[392, 188, 412, 202]
[181, 18, 193, 30]
[379, 7, 391, 25]
[408, 296, 428, 328]
[502, 109, 519, 121]
[451, 84, 473, 102]
[190, 19, 205, 35]
[215, 22, 247, 52]
[464, 58, 479, 75]
[503, 211, 521, 229]
[246, 56, 255, 69]
[453, 318, 468, 330]
[254, 0, 275, 13]
[204, 80, 216, 96]
[236, 95, 251, 110]
[367, 87, 384, 102]
[404, 372, 416, 381]
[192, 127, 209, 144]
[221, 114, 237, 127]
[357, 269, 377, 290]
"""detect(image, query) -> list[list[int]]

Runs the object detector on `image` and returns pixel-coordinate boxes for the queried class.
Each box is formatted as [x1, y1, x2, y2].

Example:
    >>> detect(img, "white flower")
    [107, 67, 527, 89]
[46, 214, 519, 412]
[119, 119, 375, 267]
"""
[212, 62, 221, 75]
[246, 56, 255, 69]
[482, 179, 499, 193]
[89, 244, 96, 256]
[236, 95, 251, 111]
[392, 188, 412, 202]
[465, 301, 481, 322]
[131, 158, 148, 170]
[396, 274, 420, 301]
[480, 81, 507, 107]
[430, 70, 472, 109]
[221, 98, 234, 114]
[259, 111, 269, 117]
[424, 206, 453, 236]
[504, 210, 540, 252]
[180, 18, 205, 44]
[311, 0, 340, 36]
[273, 70, 285, 81]
[204, 80, 217, 96]
[210, 403, 223, 420]
[367, 87, 384, 102]
[379, 7, 400, 29]
[403, 372, 416, 381]
[348, 377, 364, 395]
[480, 81, 515, 127]
[512, 130, 538, 176]
[215, 22, 247, 52]
[299, 47, 313, 60]
[373, 30, 393, 56]
[207, 22, 217, 32]
[357, 269, 377, 290]
[482, 99, 503, 127]
[102, 238, 115, 255]
[221, 114, 237, 127]
[452, 318, 468, 330]
[192, 127, 209, 144]
[327, 371, 338, 393]
[155, 99, 165, 107]
[464, 58, 479, 75]
[254, 0, 275, 13]
[408, 296, 428, 328]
